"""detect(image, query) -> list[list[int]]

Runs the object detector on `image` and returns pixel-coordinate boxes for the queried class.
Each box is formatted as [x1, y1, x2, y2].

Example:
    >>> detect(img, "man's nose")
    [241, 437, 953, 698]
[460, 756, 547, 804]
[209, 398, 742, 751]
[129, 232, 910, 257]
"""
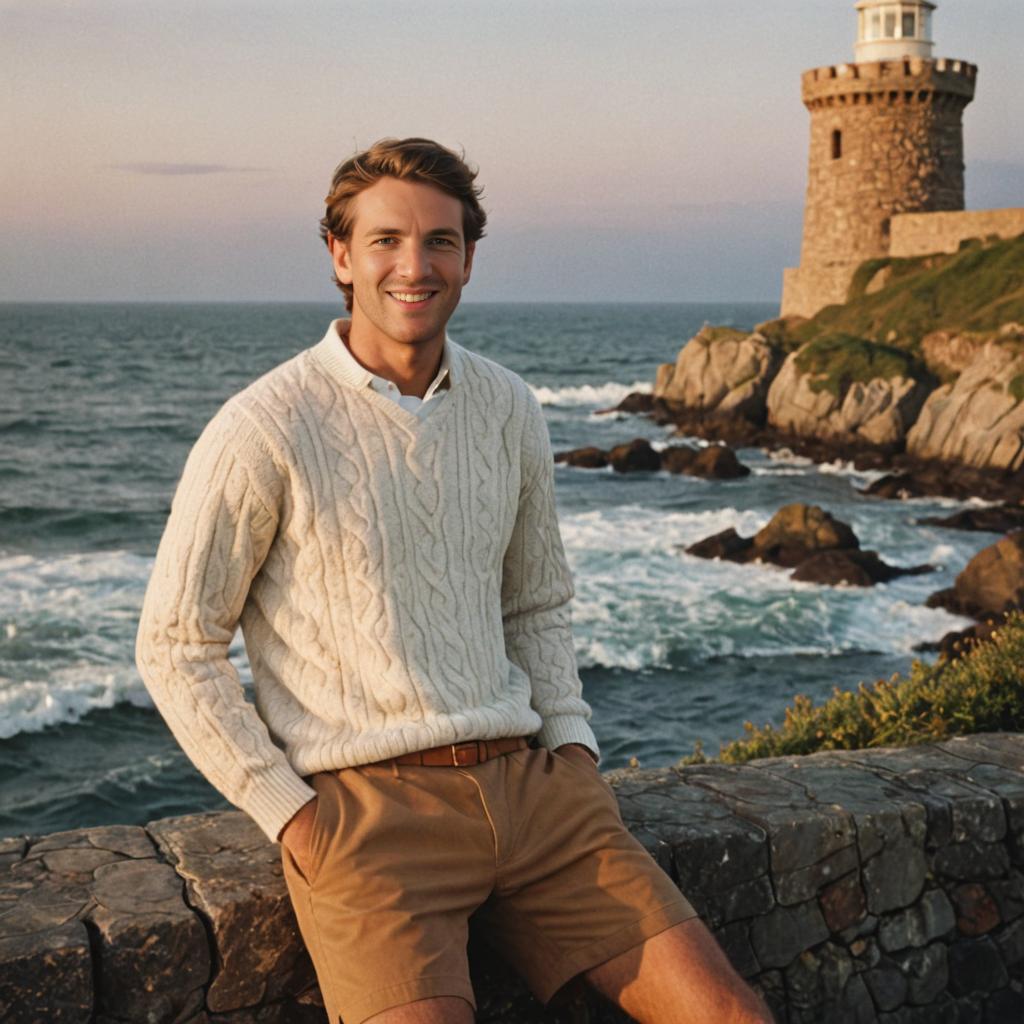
[396, 242, 432, 280]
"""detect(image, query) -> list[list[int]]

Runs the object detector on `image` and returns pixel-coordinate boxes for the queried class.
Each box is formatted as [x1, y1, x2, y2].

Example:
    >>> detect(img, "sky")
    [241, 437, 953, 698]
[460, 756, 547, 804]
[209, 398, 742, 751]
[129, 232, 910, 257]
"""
[2, 0, 1022, 303]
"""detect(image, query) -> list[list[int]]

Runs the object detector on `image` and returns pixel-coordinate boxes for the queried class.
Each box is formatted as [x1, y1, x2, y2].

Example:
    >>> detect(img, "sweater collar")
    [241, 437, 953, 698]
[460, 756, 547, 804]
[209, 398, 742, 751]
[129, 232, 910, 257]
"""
[313, 318, 459, 396]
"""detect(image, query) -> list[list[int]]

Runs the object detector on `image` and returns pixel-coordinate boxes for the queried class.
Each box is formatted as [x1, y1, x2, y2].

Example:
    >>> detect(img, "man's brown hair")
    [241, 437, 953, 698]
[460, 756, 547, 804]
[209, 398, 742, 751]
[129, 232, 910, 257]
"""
[320, 137, 487, 310]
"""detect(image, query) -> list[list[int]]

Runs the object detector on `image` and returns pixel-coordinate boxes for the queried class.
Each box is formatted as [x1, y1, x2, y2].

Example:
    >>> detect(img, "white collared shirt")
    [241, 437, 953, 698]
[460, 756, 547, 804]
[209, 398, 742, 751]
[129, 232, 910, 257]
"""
[328, 319, 451, 419]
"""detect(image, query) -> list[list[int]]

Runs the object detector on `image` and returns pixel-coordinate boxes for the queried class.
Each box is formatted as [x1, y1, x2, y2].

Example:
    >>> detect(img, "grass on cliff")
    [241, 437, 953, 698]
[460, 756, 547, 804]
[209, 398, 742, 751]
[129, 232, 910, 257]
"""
[681, 612, 1024, 765]
[793, 332, 926, 395]
[767, 232, 1024, 356]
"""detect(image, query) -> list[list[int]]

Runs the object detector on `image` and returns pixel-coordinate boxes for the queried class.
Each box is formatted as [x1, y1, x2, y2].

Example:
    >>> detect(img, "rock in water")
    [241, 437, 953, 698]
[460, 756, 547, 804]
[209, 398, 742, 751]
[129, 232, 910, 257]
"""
[793, 550, 932, 587]
[608, 439, 661, 473]
[926, 532, 1024, 619]
[661, 444, 750, 479]
[751, 503, 859, 568]
[554, 446, 609, 469]
[917, 506, 1024, 534]
[685, 527, 755, 562]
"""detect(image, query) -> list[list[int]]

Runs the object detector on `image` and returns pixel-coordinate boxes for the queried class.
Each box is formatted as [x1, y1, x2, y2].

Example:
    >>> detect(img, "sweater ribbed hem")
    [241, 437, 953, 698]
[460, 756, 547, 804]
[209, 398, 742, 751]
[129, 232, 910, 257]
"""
[247, 765, 318, 845]
[537, 715, 600, 762]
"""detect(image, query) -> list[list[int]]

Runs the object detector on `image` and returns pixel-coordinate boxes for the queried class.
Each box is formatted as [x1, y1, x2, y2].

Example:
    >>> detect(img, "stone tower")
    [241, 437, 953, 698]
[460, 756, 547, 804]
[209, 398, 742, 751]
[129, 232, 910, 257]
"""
[781, 1, 976, 318]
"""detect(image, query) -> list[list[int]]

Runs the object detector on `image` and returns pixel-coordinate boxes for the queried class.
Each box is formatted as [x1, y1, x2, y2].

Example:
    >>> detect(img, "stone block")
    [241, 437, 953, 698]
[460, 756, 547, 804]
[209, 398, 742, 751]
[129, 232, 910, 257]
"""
[0, 921, 93, 1023]
[714, 920, 759, 978]
[863, 818, 928, 914]
[820, 871, 868, 933]
[949, 938, 1009, 996]
[750, 899, 830, 970]
[952, 883, 1002, 937]
[988, 874, 1024, 924]
[89, 858, 210, 1022]
[865, 957, 909, 1013]
[932, 841, 1011, 882]
[148, 811, 314, 1014]
[995, 916, 1024, 969]
[878, 889, 957, 951]
[893, 941, 949, 1005]
[776, 842, 860, 907]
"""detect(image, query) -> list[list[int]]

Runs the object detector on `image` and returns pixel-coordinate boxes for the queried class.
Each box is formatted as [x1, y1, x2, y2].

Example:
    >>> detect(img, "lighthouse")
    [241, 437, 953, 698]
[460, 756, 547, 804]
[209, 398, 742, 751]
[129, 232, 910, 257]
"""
[780, 1, 976, 319]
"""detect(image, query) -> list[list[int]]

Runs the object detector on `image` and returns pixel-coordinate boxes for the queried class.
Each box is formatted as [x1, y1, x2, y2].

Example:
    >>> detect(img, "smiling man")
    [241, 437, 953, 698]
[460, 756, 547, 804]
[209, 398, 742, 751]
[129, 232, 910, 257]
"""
[136, 138, 771, 1024]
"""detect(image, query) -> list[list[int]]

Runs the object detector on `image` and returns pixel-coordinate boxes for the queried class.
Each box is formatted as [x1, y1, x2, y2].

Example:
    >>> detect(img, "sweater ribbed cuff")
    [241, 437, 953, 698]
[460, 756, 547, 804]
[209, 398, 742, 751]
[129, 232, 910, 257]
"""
[536, 715, 600, 764]
[246, 765, 318, 845]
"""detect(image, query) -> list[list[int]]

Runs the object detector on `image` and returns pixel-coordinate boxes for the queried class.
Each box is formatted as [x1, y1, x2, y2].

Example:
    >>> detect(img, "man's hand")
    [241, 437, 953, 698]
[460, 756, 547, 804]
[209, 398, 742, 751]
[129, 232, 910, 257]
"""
[555, 743, 599, 770]
[280, 797, 319, 881]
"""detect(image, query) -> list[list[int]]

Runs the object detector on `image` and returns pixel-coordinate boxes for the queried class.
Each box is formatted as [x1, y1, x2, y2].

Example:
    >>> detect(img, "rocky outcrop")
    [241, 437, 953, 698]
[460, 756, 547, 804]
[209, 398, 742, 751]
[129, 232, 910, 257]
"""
[907, 338, 1024, 471]
[654, 326, 784, 425]
[918, 506, 1024, 534]
[927, 532, 1024, 620]
[921, 329, 990, 381]
[766, 349, 931, 448]
[4, 736, 1024, 1022]
[555, 440, 750, 479]
[687, 504, 932, 587]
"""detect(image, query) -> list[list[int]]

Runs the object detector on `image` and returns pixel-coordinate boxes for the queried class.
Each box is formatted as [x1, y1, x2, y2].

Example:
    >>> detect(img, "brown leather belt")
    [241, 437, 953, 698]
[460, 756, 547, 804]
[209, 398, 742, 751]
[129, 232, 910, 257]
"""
[372, 736, 529, 768]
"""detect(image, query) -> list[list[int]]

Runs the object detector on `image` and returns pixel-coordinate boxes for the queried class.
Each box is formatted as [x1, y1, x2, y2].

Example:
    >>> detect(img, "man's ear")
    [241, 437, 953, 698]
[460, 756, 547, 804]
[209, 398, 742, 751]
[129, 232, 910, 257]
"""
[328, 233, 353, 286]
[462, 241, 476, 287]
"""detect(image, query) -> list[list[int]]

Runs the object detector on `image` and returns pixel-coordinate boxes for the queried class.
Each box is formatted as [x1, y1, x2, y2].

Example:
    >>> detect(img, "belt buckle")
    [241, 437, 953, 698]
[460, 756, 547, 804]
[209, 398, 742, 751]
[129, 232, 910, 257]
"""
[451, 742, 478, 766]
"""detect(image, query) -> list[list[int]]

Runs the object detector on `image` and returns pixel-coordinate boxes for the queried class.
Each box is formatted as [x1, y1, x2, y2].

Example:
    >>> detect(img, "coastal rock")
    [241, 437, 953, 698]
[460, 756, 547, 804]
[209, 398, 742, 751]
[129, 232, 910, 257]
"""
[661, 444, 751, 479]
[792, 549, 932, 587]
[654, 326, 784, 425]
[553, 445, 608, 469]
[926, 532, 1024, 620]
[555, 441, 750, 479]
[608, 439, 661, 473]
[917, 505, 1024, 534]
[751, 503, 859, 568]
[920, 330, 989, 381]
[766, 347, 931, 447]
[906, 340, 1024, 471]
[686, 503, 930, 586]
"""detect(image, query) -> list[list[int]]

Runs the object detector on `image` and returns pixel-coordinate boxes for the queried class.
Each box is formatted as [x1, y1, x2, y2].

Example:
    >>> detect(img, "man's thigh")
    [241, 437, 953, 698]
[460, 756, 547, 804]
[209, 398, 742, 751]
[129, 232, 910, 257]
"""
[282, 765, 495, 1024]
[478, 747, 699, 1007]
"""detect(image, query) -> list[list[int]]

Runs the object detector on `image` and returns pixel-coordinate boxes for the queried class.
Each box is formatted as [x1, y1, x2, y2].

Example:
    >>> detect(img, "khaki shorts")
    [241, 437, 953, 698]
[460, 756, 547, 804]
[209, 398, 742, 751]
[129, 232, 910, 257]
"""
[281, 745, 697, 1024]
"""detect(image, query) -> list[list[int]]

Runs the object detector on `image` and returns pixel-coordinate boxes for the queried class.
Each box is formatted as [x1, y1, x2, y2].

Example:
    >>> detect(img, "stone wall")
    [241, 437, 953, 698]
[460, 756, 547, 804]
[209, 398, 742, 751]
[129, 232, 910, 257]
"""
[3, 733, 1023, 1023]
[890, 210, 1024, 258]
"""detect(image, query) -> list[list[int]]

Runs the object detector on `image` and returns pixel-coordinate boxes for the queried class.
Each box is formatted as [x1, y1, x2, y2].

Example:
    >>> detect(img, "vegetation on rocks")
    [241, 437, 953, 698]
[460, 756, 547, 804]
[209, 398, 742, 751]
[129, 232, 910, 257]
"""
[792, 333, 925, 396]
[761, 232, 1024, 356]
[682, 612, 1024, 765]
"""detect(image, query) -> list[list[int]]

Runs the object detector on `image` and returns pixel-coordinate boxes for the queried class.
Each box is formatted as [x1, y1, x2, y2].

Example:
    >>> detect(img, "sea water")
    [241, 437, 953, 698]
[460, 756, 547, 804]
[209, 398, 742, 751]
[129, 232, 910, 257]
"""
[0, 302, 987, 837]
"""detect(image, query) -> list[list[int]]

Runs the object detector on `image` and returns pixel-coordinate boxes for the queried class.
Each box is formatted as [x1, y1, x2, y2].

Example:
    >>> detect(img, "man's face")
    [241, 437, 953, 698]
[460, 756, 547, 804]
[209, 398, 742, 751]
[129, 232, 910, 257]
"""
[329, 177, 475, 352]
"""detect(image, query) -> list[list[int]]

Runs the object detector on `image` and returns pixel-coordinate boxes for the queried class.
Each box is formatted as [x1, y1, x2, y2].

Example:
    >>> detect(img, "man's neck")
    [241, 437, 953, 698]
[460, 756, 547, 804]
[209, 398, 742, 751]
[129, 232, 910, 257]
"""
[344, 322, 446, 399]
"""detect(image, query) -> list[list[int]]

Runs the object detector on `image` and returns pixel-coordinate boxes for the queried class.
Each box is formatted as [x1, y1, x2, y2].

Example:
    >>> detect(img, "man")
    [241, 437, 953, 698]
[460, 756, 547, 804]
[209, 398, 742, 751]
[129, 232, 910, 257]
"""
[136, 137, 771, 1024]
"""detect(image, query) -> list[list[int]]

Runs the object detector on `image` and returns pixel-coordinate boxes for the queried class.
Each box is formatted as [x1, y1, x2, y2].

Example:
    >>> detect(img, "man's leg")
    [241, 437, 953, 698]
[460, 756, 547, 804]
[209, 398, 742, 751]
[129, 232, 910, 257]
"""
[365, 996, 475, 1024]
[584, 917, 773, 1024]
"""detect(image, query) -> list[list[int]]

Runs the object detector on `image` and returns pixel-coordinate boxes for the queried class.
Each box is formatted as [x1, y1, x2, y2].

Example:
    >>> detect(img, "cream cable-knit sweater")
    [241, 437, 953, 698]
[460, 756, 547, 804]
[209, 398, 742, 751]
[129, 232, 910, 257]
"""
[135, 323, 598, 843]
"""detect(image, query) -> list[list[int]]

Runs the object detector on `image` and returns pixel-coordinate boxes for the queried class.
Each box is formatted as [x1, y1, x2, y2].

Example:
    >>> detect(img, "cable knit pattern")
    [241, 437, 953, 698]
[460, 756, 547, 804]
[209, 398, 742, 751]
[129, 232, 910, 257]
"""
[135, 325, 597, 843]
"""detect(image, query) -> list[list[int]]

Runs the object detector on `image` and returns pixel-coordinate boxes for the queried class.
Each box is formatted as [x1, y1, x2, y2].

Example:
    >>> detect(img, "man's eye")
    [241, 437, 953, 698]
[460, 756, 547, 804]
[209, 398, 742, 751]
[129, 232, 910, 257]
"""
[429, 238, 456, 248]
[374, 237, 397, 246]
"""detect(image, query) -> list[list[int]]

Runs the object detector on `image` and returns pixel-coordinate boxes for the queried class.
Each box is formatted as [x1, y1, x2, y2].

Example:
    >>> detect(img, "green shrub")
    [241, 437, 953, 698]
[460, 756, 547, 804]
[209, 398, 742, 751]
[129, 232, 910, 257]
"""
[793, 332, 925, 396]
[681, 613, 1024, 766]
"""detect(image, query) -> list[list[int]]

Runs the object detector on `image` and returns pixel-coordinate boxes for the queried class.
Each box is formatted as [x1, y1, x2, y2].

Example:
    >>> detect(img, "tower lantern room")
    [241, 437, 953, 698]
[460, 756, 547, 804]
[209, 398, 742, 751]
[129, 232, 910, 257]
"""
[855, 0, 935, 62]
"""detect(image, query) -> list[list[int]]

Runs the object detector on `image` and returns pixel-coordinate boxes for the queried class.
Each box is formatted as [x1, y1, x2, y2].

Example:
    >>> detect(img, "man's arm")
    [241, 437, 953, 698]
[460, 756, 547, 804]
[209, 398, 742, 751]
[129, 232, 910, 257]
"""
[501, 388, 599, 761]
[135, 401, 316, 844]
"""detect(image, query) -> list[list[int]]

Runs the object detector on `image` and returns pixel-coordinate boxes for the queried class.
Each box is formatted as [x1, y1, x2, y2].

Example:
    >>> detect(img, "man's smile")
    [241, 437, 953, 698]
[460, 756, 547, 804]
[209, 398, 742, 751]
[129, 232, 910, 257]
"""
[387, 290, 438, 307]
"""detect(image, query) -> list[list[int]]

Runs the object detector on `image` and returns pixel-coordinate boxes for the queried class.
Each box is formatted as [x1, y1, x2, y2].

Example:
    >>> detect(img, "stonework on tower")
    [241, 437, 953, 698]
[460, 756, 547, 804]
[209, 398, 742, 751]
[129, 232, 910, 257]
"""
[782, 1, 977, 319]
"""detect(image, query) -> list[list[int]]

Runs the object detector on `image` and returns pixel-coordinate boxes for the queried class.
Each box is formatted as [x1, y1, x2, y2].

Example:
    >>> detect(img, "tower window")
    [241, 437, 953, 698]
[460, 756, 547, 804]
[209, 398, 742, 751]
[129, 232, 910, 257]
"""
[902, 11, 916, 38]
[884, 8, 898, 38]
[831, 129, 842, 160]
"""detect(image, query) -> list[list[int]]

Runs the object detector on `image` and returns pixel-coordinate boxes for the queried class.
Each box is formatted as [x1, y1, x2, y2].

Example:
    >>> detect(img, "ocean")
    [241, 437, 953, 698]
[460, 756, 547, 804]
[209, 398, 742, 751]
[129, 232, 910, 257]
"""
[0, 301, 986, 839]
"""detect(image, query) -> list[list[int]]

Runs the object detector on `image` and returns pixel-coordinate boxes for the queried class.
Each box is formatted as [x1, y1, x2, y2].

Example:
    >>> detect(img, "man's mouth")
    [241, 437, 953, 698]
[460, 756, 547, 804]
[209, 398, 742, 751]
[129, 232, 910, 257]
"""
[388, 290, 437, 305]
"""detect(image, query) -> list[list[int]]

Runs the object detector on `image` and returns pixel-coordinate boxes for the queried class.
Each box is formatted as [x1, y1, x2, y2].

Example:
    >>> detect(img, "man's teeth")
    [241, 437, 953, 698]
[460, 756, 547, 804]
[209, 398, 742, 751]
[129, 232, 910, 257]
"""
[391, 292, 432, 302]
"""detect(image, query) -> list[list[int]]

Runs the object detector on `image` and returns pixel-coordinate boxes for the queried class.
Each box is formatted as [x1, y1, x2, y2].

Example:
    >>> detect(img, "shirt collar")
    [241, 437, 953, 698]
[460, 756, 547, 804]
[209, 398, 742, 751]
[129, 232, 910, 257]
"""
[324, 318, 453, 396]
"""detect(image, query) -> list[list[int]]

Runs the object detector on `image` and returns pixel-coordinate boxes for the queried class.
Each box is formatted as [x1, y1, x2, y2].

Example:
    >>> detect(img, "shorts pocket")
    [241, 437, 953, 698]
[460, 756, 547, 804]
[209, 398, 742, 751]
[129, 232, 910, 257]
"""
[289, 773, 335, 887]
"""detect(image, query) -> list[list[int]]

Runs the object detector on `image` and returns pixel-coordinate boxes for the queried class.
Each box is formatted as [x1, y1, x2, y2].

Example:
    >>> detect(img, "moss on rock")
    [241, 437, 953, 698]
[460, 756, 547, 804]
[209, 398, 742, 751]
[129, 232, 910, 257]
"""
[793, 333, 925, 396]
